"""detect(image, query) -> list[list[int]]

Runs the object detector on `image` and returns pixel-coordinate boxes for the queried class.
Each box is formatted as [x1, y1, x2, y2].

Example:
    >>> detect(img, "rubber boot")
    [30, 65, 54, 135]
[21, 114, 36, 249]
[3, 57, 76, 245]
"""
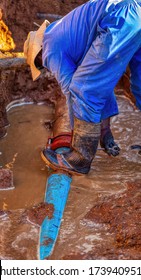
[100, 117, 120, 156]
[41, 117, 101, 175]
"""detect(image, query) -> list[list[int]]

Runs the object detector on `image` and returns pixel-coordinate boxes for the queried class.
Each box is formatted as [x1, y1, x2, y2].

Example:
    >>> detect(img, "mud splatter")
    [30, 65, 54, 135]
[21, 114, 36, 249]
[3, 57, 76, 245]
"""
[5, 153, 18, 169]
[0, 168, 14, 189]
[26, 202, 54, 226]
[42, 237, 53, 246]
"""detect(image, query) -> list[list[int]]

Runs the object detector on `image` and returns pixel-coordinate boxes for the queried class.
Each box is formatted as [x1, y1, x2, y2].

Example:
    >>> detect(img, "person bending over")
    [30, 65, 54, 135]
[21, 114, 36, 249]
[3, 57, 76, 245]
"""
[24, 0, 141, 175]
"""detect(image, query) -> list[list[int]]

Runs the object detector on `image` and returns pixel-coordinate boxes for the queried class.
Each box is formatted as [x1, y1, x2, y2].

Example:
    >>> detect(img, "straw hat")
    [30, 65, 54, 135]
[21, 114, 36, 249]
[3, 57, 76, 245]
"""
[24, 20, 50, 81]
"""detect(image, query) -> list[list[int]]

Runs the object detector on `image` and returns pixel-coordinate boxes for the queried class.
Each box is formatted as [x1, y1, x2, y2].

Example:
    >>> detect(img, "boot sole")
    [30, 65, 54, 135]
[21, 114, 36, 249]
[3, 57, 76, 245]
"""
[41, 151, 84, 176]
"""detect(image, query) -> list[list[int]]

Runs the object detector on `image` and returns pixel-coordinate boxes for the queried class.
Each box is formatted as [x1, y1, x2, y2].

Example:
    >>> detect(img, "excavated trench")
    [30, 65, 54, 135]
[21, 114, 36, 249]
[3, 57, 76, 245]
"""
[0, 0, 141, 260]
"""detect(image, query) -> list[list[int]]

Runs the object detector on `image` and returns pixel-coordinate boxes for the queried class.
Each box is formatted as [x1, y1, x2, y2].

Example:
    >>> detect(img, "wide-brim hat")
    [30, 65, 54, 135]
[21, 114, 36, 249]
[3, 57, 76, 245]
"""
[24, 20, 50, 81]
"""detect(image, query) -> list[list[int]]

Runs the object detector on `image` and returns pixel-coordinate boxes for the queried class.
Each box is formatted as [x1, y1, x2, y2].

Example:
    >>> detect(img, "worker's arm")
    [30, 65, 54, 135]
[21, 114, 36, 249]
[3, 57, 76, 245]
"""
[42, 21, 77, 95]
[42, 0, 108, 95]
[43, 46, 77, 95]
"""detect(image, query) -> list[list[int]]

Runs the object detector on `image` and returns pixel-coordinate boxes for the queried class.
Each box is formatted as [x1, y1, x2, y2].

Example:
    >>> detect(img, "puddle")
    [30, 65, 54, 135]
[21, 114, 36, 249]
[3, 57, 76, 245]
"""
[0, 103, 54, 209]
[0, 103, 54, 260]
[0, 96, 141, 260]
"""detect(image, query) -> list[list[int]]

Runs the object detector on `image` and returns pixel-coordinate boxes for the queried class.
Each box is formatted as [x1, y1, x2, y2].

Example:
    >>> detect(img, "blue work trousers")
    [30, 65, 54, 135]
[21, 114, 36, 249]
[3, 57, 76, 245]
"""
[43, 0, 141, 123]
[69, 1, 141, 122]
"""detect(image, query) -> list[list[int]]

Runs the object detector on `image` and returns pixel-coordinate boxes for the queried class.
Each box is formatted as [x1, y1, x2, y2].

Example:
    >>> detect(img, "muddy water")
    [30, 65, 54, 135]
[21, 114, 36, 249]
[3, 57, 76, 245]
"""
[0, 96, 141, 260]
[0, 103, 54, 259]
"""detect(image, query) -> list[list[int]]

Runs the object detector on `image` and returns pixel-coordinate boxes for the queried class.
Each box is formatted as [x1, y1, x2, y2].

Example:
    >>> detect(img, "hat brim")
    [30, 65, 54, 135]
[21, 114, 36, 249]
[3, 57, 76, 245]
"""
[24, 20, 50, 81]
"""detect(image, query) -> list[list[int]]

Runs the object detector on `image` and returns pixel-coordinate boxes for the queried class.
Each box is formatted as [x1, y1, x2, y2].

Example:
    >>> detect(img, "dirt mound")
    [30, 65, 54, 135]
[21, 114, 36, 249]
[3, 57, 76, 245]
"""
[0, 0, 87, 50]
[26, 202, 54, 226]
[63, 181, 141, 260]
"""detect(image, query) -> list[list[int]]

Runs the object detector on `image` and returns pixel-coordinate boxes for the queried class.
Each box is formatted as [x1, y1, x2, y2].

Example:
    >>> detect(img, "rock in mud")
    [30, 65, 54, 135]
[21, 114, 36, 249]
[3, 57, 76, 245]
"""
[26, 202, 54, 226]
[0, 168, 14, 189]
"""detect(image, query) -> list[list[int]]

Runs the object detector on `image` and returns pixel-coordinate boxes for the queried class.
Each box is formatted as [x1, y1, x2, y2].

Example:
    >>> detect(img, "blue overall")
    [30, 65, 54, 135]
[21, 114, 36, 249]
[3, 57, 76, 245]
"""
[42, 0, 141, 123]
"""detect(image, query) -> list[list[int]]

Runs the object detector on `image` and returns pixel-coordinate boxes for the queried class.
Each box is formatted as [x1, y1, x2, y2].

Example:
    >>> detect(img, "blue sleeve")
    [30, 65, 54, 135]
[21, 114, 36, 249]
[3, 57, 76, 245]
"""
[43, 46, 77, 95]
[42, 0, 109, 94]
[129, 48, 141, 110]
[42, 21, 77, 94]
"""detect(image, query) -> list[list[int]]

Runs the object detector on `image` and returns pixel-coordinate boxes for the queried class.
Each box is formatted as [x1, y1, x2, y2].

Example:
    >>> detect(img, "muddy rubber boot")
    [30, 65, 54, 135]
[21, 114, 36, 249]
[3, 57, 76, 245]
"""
[41, 117, 101, 175]
[100, 117, 120, 156]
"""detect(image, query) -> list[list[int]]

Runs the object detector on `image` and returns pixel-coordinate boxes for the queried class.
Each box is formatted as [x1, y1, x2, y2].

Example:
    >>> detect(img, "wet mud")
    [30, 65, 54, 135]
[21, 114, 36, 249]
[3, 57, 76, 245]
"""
[0, 103, 54, 210]
[0, 209, 39, 260]
[26, 202, 54, 226]
[0, 103, 54, 260]
[63, 181, 141, 260]
[0, 168, 14, 190]
[83, 180, 141, 260]
[49, 96, 141, 260]
[0, 96, 140, 260]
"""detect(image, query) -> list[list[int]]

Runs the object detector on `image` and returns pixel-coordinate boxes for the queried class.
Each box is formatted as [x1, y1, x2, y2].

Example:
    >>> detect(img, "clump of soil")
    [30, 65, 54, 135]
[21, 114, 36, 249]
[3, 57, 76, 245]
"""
[0, 168, 14, 189]
[26, 202, 54, 226]
[85, 181, 141, 238]
[85, 181, 141, 259]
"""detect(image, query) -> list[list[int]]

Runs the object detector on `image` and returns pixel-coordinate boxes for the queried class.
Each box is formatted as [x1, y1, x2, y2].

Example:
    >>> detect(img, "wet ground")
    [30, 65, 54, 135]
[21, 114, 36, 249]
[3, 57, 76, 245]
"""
[0, 103, 54, 259]
[0, 96, 141, 260]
